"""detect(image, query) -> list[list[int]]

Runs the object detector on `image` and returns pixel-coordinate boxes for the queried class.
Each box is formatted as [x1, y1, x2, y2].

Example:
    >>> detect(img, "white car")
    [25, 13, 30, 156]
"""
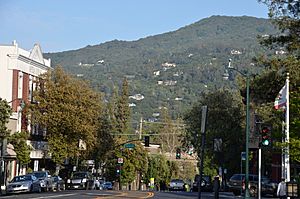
[169, 179, 185, 191]
[6, 174, 41, 194]
[94, 178, 104, 190]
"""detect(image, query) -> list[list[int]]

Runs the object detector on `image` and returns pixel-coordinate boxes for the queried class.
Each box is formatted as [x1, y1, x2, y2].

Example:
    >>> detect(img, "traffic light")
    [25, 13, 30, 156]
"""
[144, 136, 150, 147]
[116, 165, 121, 176]
[176, 148, 181, 159]
[260, 125, 271, 146]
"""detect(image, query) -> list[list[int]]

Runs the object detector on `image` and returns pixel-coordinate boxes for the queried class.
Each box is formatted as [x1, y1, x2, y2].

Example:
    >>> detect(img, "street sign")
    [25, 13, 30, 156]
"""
[117, 158, 123, 164]
[124, 143, 135, 148]
[241, 152, 246, 161]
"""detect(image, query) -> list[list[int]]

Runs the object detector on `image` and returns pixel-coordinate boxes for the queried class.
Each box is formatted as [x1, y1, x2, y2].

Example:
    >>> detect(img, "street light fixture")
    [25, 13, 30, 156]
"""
[224, 59, 250, 198]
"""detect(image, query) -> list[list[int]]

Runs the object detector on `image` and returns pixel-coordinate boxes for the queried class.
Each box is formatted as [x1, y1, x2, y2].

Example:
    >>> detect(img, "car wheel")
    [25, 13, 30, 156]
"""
[37, 185, 42, 193]
[233, 190, 241, 196]
[30, 185, 34, 193]
[62, 184, 66, 191]
[249, 186, 257, 197]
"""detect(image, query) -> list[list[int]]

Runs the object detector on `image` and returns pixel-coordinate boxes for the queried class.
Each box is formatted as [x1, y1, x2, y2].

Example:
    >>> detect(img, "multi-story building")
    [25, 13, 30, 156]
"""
[0, 41, 52, 188]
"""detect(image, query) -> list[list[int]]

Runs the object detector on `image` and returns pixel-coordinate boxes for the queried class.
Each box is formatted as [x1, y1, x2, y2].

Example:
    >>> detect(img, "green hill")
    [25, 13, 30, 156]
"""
[44, 16, 277, 122]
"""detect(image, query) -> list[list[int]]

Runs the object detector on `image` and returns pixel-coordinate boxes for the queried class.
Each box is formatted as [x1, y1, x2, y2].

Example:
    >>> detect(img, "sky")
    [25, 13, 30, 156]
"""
[0, 0, 269, 53]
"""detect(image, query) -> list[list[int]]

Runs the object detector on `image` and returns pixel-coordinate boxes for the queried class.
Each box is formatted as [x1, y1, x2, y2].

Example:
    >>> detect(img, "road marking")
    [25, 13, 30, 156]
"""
[29, 193, 77, 199]
[139, 192, 154, 198]
[94, 191, 127, 199]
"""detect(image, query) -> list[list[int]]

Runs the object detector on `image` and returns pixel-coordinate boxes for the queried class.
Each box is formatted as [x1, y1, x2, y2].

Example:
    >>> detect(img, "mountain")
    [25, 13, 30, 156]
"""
[44, 16, 278, 122]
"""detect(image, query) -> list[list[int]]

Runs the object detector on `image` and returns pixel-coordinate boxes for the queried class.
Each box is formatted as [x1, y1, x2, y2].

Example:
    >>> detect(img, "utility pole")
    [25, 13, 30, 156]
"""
[198, 105, 207, 199]
[139, 117, 143, 140]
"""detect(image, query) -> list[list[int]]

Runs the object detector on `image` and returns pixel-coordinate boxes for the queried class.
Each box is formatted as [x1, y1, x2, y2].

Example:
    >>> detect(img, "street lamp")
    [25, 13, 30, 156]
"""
[223, 59, 250, 198]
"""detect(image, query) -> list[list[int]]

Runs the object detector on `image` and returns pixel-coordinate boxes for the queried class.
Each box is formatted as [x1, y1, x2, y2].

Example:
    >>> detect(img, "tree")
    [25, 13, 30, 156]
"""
[91, 105, 115, 174]
[30, 66, 103, 165]
[184, 89, 244, 176]
[146, 154, 172, 189]
[0, 98, 12, 137]
[105, 141, 148, 187]
[115, 78, 131, 135]
[157, 109, 183, 155]
[258, 0, 300, 55]
[254, 0, 300, 163]
[8, 131, 31, 165]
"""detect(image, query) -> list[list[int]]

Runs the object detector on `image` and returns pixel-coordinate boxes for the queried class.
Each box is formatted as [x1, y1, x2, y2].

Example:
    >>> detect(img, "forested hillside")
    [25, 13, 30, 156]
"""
[44, 16, 278, 122]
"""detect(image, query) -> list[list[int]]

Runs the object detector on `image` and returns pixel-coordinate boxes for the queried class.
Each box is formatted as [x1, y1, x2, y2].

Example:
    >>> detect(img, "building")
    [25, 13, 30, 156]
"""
[0, 41, 52, 188]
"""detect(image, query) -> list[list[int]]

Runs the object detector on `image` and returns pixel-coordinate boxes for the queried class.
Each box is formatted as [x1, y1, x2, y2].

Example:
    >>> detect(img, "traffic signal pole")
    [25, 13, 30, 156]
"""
[258, 147, 262, 199]
[198, 106, 208, 199]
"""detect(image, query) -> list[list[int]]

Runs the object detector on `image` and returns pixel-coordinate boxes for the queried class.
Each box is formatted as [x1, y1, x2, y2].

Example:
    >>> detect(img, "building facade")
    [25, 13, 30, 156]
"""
[0, 41, 52, 188]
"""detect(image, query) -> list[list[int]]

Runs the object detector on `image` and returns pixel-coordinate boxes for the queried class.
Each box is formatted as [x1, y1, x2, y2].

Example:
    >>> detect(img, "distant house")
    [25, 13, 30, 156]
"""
[78, 62, 94, 67]
[175, 97, 183, 101]
[153, 70, 160, 76]
[129, 103, 136, 107]
[97, 59, 105, 64]
[129, 94, 144, 101]
[164, 80, 177, 86]
[275, 50, 286, 55]
[230, 50, 242, 55]
[162, 62, 176, 71]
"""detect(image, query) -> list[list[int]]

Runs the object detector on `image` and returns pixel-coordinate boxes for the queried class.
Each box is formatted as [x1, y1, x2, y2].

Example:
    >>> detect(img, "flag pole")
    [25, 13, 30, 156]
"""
[285, 73, 290, 183]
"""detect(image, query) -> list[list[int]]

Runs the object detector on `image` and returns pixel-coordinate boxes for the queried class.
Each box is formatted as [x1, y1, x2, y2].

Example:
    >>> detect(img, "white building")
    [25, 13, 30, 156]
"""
[0, 41, 51, 186]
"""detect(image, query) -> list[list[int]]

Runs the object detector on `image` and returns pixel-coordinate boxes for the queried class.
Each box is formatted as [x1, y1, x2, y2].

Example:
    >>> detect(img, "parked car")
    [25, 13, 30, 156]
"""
[102, 181, 113, 190]
[52, 175, 65, 191]
[6, 174, 41, 194]
[30, 171, 53, 192]
[94, 178, 104, 190]
[228, 174, 277, 197]
[67, 171, 95, 190]
[169, 179, 185, 191]
[192, 175, 213, 192]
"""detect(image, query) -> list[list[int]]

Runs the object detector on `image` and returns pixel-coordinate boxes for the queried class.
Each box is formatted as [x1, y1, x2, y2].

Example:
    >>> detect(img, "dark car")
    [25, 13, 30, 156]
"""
[192, 175, 213, 192]
[52, 175, 65, 191]
[67, 171, 95, 190]
[103, 181, 113, 190]
[228, 174, 277, 197]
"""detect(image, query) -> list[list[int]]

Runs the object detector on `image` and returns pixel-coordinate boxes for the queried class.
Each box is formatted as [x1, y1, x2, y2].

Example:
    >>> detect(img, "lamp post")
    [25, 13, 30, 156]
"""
[223, 59, 250, 198]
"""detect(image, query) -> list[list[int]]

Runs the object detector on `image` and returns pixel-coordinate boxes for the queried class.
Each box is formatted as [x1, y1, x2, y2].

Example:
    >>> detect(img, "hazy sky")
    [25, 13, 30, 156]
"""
[0, 0, 269, 53]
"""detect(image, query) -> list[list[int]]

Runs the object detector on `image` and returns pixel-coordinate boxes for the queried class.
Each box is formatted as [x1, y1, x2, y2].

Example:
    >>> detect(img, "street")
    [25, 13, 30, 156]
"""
[0, 190, 279, 199]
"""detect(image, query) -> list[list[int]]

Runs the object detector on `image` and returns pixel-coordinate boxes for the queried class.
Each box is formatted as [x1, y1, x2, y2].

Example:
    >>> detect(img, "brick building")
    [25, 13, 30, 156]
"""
[0, 41, 52, 189]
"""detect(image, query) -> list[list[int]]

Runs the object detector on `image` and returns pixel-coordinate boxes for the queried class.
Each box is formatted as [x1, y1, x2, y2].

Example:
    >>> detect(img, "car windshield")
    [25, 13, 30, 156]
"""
[194, 175, 210, 182]
[104, 182, 112, 185]
[12, 175, 32, 182]
[52, 176, 59, 182]
[230, 174, 244, 181]
[73, 173, 87, 179]
[32, 172, 46, 178]
[171, 179, 184, 183]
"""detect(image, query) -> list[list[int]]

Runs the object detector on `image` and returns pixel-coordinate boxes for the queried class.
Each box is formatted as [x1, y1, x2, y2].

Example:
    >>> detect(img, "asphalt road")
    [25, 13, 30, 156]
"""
[0, 190, 279, 199]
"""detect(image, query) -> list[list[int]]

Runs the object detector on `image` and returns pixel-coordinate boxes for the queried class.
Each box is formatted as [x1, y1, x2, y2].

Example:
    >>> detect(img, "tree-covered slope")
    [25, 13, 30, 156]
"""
[44, 16, 278, 122]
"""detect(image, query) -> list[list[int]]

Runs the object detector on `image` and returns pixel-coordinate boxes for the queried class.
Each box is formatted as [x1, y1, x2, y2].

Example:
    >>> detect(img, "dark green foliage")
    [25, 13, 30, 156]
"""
[8, 131, 31, 165]
[258, 0, 300, 55]
[254, 0, 300, 163]
[116, 78, 131, 134]
[0, 99, 12, 137]
[44, 16, 278, 122]
[184, 89, 244, 176]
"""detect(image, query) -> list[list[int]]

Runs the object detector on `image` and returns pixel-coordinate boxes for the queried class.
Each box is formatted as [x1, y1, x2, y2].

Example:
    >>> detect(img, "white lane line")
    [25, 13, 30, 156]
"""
[30, 193, 77, 199]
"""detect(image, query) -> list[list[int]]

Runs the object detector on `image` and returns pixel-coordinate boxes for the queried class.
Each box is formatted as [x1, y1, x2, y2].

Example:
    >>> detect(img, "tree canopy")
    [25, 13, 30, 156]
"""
[30, 66, 103, 164]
